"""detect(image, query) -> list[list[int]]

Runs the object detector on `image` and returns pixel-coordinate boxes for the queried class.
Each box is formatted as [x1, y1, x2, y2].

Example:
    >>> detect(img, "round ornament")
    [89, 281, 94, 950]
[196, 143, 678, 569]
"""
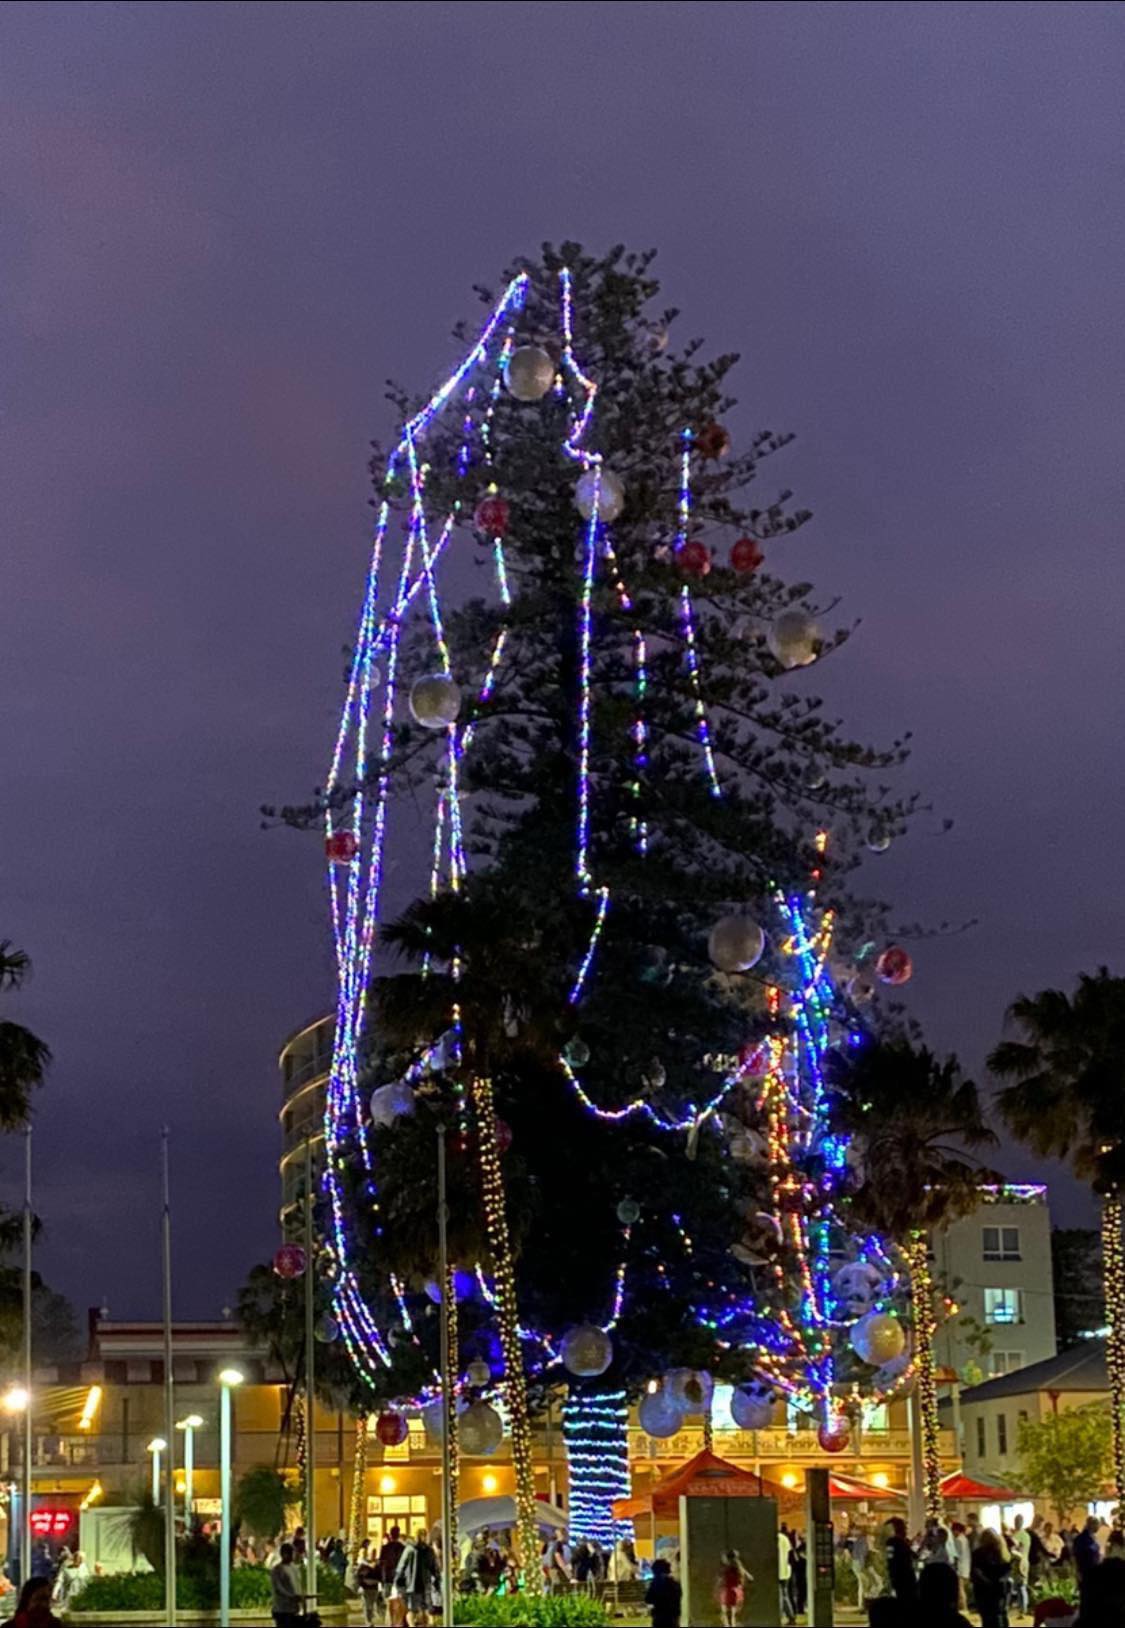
[708, 915, 765, 974]
[639, 1389, 683, 1439]
[730, 1382, 775, 1432]
[768, 609, 821, 670]
[409, 674, 461, 730]
[850, 1311, 906, 1367]
[575, 468, 625, 524]
[325, 830, 358, 864]
[561, 1323, 613, 1379]
[665, 1368, 713, 1412]
[473, 495, 510, 537]
[375, 1410, 409, 1448]
[831, 1261, 881, 1311]
[866, 826, 892, 854]
[493, 1118, 513, 1155]
[314, 1314, 339, 1344]
[460, 1400, 504, 1457]
[645, 322, 669, 355]
[562, 1036, 591, 1069]
[730, 536, 764, 574]
[696, 422, 731, 460]
[805, 765, 827, 793]
[421, 1397, 448, 1440]
[677, 539, 711, 577]
[846, 974, 875, 1007]
[369, 1079, 415, 1128]
[465, 1359, 492, 1389]
[817, 1420, 850, 1454]
[641, 1057, 667, 1092]
[617, 1197, 641, 1226]
[738, 1041, 766, 1075]
[505, 345, 555, 402]
[875, 945, 913, 986]
[272, 1244, 307, 1280]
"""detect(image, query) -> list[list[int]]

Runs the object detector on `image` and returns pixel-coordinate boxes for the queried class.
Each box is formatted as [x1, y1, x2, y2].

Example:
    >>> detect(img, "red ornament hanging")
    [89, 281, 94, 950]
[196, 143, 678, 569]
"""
[494, 1118, 513, 1155]
[738, 1041, 766, 1075]
[375, 1410, 409, 1447]
[875, 945, 913, 987]
[273, 1244, 307, 1280]
[325, 831, 359, 865]
[696, 422, 731, 461]
[817, 1421, 850, 1454]
[730, 536, 764, 574]
[473, 494, 510, 538]
[677, 540, 711, 578]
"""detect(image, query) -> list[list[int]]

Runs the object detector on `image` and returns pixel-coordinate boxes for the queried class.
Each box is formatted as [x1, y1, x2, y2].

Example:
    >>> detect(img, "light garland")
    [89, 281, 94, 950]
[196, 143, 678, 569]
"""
[1104, 1199, 1125, 1504]
[904, 1230, 943, 1520]
[562, 1389, 633, 1547]
[349, 1415, 368, 1553]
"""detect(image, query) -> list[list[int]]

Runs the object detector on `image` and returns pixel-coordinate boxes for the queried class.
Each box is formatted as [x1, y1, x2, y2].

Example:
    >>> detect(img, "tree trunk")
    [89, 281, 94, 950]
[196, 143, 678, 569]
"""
[349, 1416, 367, 1554]
[905, 1230, 943, 1521]
[470, 1073, 541, 1592]
[1103, 1198, 1125, 1504]
[443, 1259, 460, 1576]
[562, 1385, 632, 1547]
[293, 1391, 307, 1525]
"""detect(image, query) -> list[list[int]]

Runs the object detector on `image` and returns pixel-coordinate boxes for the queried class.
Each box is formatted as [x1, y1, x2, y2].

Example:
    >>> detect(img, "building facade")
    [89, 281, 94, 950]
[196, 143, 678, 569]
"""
[278, 1015, 334, 1221]
[933, 1185, 1057, 1383]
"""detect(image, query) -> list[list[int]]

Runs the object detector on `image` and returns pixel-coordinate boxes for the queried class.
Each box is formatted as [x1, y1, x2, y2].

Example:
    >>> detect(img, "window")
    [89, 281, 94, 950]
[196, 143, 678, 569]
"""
[983, 1226, 1021, 1261]
[366, 1493, 427, 1548]
[976, 1416, 986, 1457]
[991, 1351, 1025, 1377]
[984, 1288, 1023, 1325]
[861, 1402, 889, 1433]
[997, 1413, 1008, 1456]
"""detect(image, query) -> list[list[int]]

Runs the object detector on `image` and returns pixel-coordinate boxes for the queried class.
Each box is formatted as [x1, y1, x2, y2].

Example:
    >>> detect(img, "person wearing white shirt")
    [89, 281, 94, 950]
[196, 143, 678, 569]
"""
[777, 1525, 795, 1625]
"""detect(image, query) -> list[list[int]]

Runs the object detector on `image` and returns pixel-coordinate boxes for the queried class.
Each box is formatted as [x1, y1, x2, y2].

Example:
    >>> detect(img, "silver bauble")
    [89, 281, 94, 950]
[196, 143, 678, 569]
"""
[505, 345, 555, 401]
[730, 1381, 775, 1432]
[575, 467, 625, 524]
[665, 1368, 713, 1412]
[768, 609, 821, 670]
[850, 1311, 906, 1367]
[459, 1400, 504, 1457]
[639, 1389, 683, 1439]
[465, 1359, 492, 1388]
[616, 1197, 641, 1225]
[561, 1323, 613, 1378]
[708, 915, 765, 974]
[369, 1079, 415, 1127]
[409, 674, 462, 730]
[866, 826, 892, 854]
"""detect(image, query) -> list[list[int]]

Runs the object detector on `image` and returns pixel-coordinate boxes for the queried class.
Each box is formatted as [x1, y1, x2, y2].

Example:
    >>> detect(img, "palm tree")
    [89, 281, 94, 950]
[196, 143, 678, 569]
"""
[0, 942, 49, 1128]
[989, 968, 1125, 1503]
[831, 1038, 997, 1520]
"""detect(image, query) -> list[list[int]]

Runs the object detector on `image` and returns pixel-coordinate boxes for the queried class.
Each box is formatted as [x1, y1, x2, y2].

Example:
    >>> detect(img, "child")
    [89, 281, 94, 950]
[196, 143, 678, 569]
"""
[645, 1556, 682, 1628]
[717, 1548, 753, 1627]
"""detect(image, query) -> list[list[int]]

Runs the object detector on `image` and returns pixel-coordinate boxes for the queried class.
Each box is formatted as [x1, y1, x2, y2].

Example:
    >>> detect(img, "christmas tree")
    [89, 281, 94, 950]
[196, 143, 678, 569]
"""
[274, 244, 925, 1556]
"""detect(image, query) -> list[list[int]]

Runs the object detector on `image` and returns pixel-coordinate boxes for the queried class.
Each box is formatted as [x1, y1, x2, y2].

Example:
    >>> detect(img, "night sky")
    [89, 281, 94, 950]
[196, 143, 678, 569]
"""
[3, 1, 1123, 1320]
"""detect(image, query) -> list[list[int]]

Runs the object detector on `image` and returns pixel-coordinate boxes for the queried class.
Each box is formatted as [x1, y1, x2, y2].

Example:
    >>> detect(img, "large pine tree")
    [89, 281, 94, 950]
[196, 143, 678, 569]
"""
[272, 244, 920, 1551]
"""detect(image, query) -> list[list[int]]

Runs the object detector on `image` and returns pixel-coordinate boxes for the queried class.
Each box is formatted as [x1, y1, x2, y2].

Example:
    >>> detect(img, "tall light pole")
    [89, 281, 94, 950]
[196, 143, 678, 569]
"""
[217, 1369, 244, 1628]
[436, 1124, 454, 1628]
[176, 1416, 202, 1523]
[2, 1387, 30, 1586]
[160, 1129, 176, 1627]
[147, 1438, 167, 1506]
[21, 1127, 32, 1588]
[303, 1139, 316, 1608]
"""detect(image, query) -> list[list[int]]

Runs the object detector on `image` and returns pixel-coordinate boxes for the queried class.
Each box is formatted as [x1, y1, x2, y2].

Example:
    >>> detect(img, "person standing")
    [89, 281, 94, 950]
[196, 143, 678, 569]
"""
[969, 1529, 1011, 1628]
[269, 1541, 306, 1628]
[354, 1541, 382, 1628]
[950, 1521, 971, 1610]
[644, 1556, 682, 1628]
[1074, 1514, 1101, 1613]
[885, 1517, 919, 1605]
[1010, 1513, 1032, 1615]
[716, 1548, 752, 1627]
[849, 1522, 870, 1610]
[392, 1530, 440, 1628]
[777, 1525, 795, 1624]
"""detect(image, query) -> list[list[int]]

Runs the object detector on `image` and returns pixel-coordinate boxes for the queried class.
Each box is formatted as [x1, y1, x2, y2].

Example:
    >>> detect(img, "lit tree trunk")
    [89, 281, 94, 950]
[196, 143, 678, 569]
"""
[443, 1259, 460, 1577]
[349, 1416, 367, 1554]
[294, 1391, 307, 1526]
[1103, 1198, 1125, 1504]
[470, 1074, 541, 1592]
[904, 1230, 943, 1521]
[562, 1385, 632, 1547]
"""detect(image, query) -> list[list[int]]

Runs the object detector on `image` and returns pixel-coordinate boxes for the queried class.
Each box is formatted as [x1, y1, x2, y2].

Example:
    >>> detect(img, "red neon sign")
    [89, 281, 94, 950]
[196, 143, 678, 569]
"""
[29, 1509, 74, 1538]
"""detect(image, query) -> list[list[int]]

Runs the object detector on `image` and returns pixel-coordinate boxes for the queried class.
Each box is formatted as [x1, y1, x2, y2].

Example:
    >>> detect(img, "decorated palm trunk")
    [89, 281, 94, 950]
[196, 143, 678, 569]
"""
[904, 1231, 942, 1520]
[1103, 1199, 1125, 1503]
[293, 1391, 307, 1524]
[443, 1260, 460, 1574]
[349, 1415, 368, 1552]
[562, 1385, 632, 1547]
[471, 1073, 540, 1591]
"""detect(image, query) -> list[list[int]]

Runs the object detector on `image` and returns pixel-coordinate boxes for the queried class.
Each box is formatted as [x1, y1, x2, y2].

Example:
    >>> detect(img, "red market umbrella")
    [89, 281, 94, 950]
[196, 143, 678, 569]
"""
[940, 1472, 1022, 1502]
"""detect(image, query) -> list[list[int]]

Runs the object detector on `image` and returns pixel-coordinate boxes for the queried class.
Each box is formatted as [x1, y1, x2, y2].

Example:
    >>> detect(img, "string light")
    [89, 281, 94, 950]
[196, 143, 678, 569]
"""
[1104, 1199, 1125, 1506]
[674, 428, 721, 797]
[562, 1389, 633, 1546]
[905, 1231, 942, 1520]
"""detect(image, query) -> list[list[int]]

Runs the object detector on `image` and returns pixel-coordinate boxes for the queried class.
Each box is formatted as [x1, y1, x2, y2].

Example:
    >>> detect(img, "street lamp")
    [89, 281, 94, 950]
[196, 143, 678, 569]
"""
[217, 1369, 244, 1628]
[146, 1438, 167, 1505]
[176, 1415, 204, 1522]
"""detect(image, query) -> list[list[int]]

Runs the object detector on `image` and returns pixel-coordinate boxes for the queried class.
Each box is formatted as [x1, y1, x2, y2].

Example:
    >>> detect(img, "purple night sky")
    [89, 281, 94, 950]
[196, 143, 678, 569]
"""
[2, 1, 1123, 1318]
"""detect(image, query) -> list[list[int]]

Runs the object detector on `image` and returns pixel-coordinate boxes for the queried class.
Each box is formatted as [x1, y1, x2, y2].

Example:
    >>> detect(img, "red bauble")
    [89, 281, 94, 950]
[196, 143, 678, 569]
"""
[677, 540, 712, 578]
[696, 422, 732, 460]
[731, 536, 764, 574]
[375, 1410, 409, 1447]
[738, 1041, 765, 1075]
[273, 1244, 307, 1280]
[473, 495, 510, 538]
[875, 945, 913, 987]
[817, 1421, 850, 1454]
[325, 831, 358, 864]
[494, 1118, 513, 1155]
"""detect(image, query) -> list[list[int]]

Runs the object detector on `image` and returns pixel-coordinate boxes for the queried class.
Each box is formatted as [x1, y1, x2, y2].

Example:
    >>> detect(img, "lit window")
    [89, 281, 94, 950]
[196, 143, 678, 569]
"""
[984, 1288, 1022, 1325]
[983, 1226, 1021, 1261]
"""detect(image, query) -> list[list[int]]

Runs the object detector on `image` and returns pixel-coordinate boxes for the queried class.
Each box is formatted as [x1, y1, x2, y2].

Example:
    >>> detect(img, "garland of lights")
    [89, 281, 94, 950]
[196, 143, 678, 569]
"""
[349, 1415, 368, 1552]
[443, 1259, 460, 1574]
[1104, 1200, 1125, 1505]
[904, 1232, 942, 1520]
[562, 1389, 633, 1547]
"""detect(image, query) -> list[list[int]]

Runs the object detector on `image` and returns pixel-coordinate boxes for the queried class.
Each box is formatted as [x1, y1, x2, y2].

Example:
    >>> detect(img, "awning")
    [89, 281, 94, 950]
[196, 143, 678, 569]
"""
[431, 1495, 568, 1537]
[612, 1449, 768, 1521]
[828, 1473, 906, 1502]
[940, 1473, 1022, 1502]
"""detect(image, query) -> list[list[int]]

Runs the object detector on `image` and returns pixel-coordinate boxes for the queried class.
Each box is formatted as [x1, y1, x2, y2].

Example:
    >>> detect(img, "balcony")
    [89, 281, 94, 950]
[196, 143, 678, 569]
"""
[628, 1426, 958, 1463]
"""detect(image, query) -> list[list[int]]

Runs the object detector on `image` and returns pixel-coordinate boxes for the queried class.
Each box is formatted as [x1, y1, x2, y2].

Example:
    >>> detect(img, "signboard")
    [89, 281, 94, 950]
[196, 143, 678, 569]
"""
[30, 1509, 74, 1538]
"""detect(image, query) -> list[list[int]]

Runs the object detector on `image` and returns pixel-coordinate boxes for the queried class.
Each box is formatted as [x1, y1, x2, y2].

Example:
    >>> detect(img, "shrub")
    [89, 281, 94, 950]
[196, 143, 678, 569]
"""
[69, 1560, 345, 1613]
[453, 1593, 609, 1626]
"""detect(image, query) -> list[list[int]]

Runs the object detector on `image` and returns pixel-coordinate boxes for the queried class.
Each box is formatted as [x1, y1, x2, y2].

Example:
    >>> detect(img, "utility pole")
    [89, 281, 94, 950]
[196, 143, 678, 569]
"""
[21, 1129, 32, 1590]
[161, 1130, 177, 1625]
[303, 1139, 316, 1608]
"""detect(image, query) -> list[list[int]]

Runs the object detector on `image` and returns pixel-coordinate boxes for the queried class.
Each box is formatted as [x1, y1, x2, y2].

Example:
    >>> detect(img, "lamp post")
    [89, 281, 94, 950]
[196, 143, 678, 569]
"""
[147, 1438, 167, 1506]
[21, 1128, 32, 1589]
[2, 1387, 29, 1585]
[176, 1415, 203, 1522]
[217, 1370, 243, 1628]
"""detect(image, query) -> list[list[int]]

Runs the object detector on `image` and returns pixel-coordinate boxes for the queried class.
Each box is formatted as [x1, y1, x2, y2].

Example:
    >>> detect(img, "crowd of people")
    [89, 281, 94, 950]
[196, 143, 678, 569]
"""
[837, 1508, 1125, 1626]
